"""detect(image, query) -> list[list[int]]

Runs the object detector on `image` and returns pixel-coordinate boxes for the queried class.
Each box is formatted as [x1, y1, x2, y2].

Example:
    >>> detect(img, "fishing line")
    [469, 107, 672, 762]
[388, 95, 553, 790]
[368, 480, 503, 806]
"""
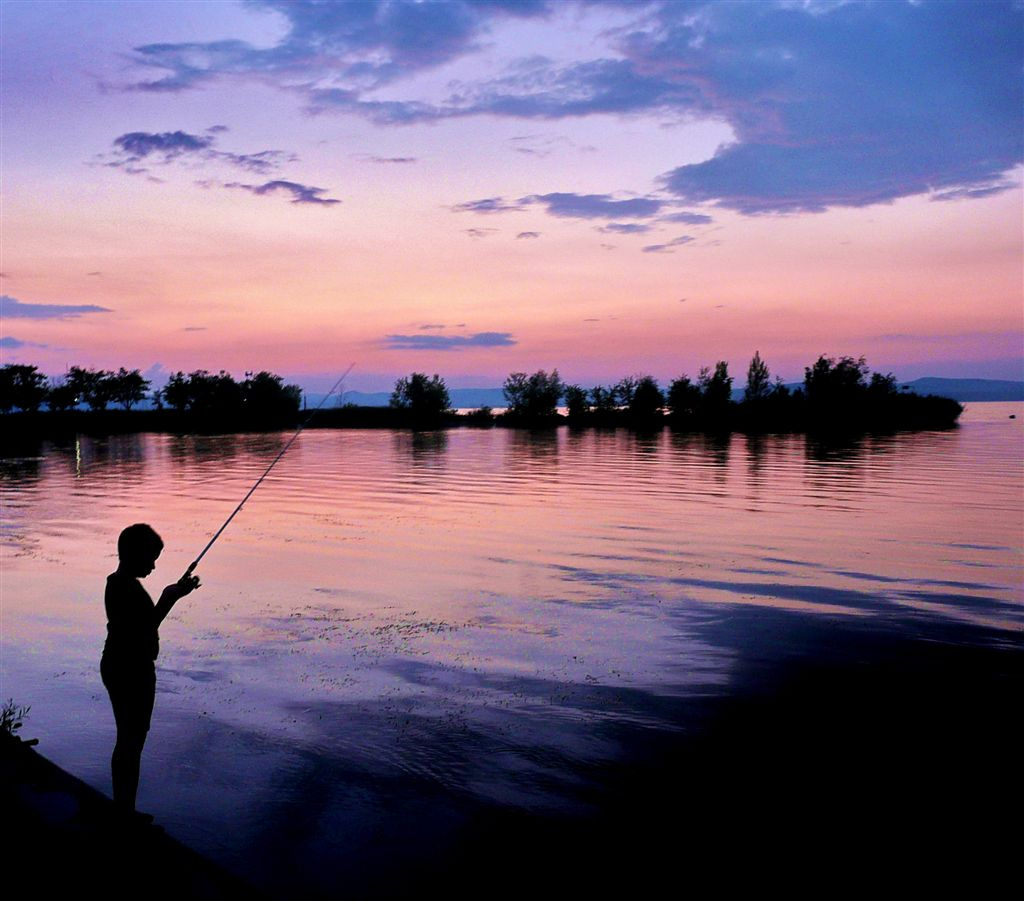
[182, 362, 355, 578]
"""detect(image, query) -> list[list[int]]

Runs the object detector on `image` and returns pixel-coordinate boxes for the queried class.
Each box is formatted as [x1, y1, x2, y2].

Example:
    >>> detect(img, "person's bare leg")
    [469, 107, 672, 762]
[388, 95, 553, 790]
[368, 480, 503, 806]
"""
[111, 729, 146, 812]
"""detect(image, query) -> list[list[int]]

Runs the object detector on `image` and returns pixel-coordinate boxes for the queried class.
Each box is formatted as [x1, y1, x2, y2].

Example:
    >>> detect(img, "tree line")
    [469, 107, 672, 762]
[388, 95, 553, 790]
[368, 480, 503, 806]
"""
[2, 352, 963, 433]
[388, 352, 963, 431]
[0, 365, 301, 421]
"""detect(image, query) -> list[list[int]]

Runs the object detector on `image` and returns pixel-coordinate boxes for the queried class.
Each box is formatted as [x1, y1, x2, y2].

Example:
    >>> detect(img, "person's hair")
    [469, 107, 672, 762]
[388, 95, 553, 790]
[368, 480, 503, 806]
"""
[117, 523, 164, 561]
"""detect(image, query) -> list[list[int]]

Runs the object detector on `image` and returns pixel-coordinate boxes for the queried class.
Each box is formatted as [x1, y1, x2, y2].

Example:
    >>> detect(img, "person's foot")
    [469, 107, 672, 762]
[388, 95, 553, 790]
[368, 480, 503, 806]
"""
[113, 806, 161, 831]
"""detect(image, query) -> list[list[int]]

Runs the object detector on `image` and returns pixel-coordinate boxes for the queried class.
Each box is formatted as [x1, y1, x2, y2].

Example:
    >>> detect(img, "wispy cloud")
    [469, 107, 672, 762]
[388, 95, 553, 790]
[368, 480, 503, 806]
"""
[106, 128, 295, 175]
[121, 1, 1022, 215]
[463, 227, 497, 238]
[103, 128, 340, 205]
[508, 133, 594, 157]
[385, 331, 517, 351]
[454, 191, 669, 224]
[642, 235, 695, 254]
[527, 192, 663, 220]
[659, 211, 713, 225]
[114, 130, 212, 158]
[599, 222, 652, 235]
[516, 231, 540, 239]
[364, 155, 418, 164]
[930, 184, 1016, 203]
[127, 1, 547, 95]
[1, 294, 111, 319]
[451, 197, 523, 214]
[224, 180, 341, 205]
[0, 336, 48, 349]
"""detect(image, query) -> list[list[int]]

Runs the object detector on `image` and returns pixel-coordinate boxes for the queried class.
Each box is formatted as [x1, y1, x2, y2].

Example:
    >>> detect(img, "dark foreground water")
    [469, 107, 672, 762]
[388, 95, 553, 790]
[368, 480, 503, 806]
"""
[2, 405, 1021, 896]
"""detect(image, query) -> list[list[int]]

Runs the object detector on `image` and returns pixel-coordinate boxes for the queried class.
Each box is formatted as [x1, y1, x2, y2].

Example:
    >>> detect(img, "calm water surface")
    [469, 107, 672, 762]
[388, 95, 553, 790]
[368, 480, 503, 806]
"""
[2, 404, 1021, 894]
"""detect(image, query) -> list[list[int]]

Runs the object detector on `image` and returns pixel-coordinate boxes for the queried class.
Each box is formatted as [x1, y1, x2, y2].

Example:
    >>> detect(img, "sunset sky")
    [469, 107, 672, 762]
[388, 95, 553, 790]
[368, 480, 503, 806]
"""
[2, 0, 1021, 393]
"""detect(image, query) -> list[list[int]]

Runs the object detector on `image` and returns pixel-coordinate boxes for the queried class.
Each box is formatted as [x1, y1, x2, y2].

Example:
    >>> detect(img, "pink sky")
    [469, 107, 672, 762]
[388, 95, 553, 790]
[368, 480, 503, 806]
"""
[2, 1, 1021, 392]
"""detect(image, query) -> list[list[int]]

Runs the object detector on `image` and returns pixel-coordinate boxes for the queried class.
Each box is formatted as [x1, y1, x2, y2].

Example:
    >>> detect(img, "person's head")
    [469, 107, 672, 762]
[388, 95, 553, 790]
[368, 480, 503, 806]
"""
[117, 523, 164, 577]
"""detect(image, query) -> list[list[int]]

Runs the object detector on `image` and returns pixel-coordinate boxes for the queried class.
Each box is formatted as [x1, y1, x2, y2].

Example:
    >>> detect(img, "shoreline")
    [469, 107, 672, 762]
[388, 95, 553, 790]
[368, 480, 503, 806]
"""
[1, 396, 964, 448]
[0, 730, 264, 898]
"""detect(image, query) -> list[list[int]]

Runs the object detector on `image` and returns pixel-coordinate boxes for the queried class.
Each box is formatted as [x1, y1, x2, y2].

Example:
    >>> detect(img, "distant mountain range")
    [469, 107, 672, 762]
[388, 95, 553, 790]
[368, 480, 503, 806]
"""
[311, 377, 1023, 409]
[894, 378, 1024, 402]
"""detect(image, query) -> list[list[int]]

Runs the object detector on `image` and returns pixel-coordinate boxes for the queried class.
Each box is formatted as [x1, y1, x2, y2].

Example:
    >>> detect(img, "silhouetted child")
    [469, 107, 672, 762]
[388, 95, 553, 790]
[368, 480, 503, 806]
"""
[101, 523, 200, 818]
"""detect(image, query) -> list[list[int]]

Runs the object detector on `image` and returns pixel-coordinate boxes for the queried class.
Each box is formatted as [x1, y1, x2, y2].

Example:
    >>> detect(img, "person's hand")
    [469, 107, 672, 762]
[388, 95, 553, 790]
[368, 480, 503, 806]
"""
[163, 572, 201, 602]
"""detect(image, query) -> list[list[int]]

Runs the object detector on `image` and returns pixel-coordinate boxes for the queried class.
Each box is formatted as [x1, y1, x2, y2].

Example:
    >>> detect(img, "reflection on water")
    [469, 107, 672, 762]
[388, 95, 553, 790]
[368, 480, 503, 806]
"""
[2, 410, 1021, 895]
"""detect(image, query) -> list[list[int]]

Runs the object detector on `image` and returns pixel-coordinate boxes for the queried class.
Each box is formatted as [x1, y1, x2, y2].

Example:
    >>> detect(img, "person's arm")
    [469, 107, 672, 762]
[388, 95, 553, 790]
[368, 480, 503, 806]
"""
[154, 572, 201, 626]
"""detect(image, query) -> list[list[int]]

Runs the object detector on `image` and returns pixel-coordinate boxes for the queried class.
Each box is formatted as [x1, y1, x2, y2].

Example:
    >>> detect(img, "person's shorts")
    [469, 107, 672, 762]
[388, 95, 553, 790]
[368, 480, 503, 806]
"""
[101, 656, 156, 736]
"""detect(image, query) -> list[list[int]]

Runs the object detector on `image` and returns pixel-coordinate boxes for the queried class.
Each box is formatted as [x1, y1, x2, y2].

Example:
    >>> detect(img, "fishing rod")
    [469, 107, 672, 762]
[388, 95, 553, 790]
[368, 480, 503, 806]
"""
[181, 362, 355, 579]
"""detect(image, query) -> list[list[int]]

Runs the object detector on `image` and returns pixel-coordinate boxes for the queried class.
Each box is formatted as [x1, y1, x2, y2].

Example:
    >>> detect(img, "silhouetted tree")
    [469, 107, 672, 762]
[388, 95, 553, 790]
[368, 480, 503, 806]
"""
[243, 371, 302, 418]
[108, 368, 151, 411]
[744, 351, 771, 403]
[629, 375, 664, 422]
[503, 369, 564, 421]
[0, 368, 12, 414]
[588, 385, 618, 414]
[191, 371, 241, 414]
[666, 374, 700, 420]
[155, 370, 241, 415]
[803, 355, 869, 406]
[868, 371, 898, 398]
[160, 372, 191, 412]
[46, 377, 79, 412]
[156, 369, 298, 422]
[699, 361, 733, 421]
[772, 376, 791, 399]
[67, 366, 114, 411]
[564, 384, 588, 420]
[614, 375, 639, 408]
[0, 364, 48, 412]
[390, 373, 451, 420]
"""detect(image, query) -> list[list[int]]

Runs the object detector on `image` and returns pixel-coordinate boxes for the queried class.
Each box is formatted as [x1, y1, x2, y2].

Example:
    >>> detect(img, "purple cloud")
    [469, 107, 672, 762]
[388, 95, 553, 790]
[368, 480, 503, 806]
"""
[516, 231, 540, 239]
[659, 211, 713, 225]
[224, 180, 341, 205]
[128, 1, 547, 94]
[599, 222, 652, 234]
[113, 130, 214, 159]
[452, 197, 523, 214]
[642, 235, 694, 254]
[527, 192, 663, 219]
[454, 192, 668, 223]
[120, 2, 1021, 214]
[2, 294, 111, 319]
[385, 331, 517, 350]
[1, 336, 47, 349]
[107, 129, 293, 175]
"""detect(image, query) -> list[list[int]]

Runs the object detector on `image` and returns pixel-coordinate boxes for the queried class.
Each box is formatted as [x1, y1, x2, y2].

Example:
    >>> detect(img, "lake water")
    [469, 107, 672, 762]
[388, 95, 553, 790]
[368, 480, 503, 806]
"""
[2, 403, 1021, 896]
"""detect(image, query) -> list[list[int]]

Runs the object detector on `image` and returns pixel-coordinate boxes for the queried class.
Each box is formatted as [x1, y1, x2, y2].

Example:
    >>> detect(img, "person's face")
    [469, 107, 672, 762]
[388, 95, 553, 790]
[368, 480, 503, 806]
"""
[127, 547, 161, 578]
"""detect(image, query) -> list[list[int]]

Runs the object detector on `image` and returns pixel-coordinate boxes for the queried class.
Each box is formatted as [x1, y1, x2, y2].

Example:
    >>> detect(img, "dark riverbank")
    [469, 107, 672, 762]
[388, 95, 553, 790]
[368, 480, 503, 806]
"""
[0, 730, 263, 898]
[0, 389, 963, 449]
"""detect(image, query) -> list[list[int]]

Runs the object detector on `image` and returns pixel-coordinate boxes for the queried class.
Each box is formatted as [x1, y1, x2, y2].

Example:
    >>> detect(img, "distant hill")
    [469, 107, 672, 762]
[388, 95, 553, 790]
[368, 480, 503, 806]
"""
[897, 378, 1024, 402]
[307, 379, 1023, 409]
[323, 388, 508, 409]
